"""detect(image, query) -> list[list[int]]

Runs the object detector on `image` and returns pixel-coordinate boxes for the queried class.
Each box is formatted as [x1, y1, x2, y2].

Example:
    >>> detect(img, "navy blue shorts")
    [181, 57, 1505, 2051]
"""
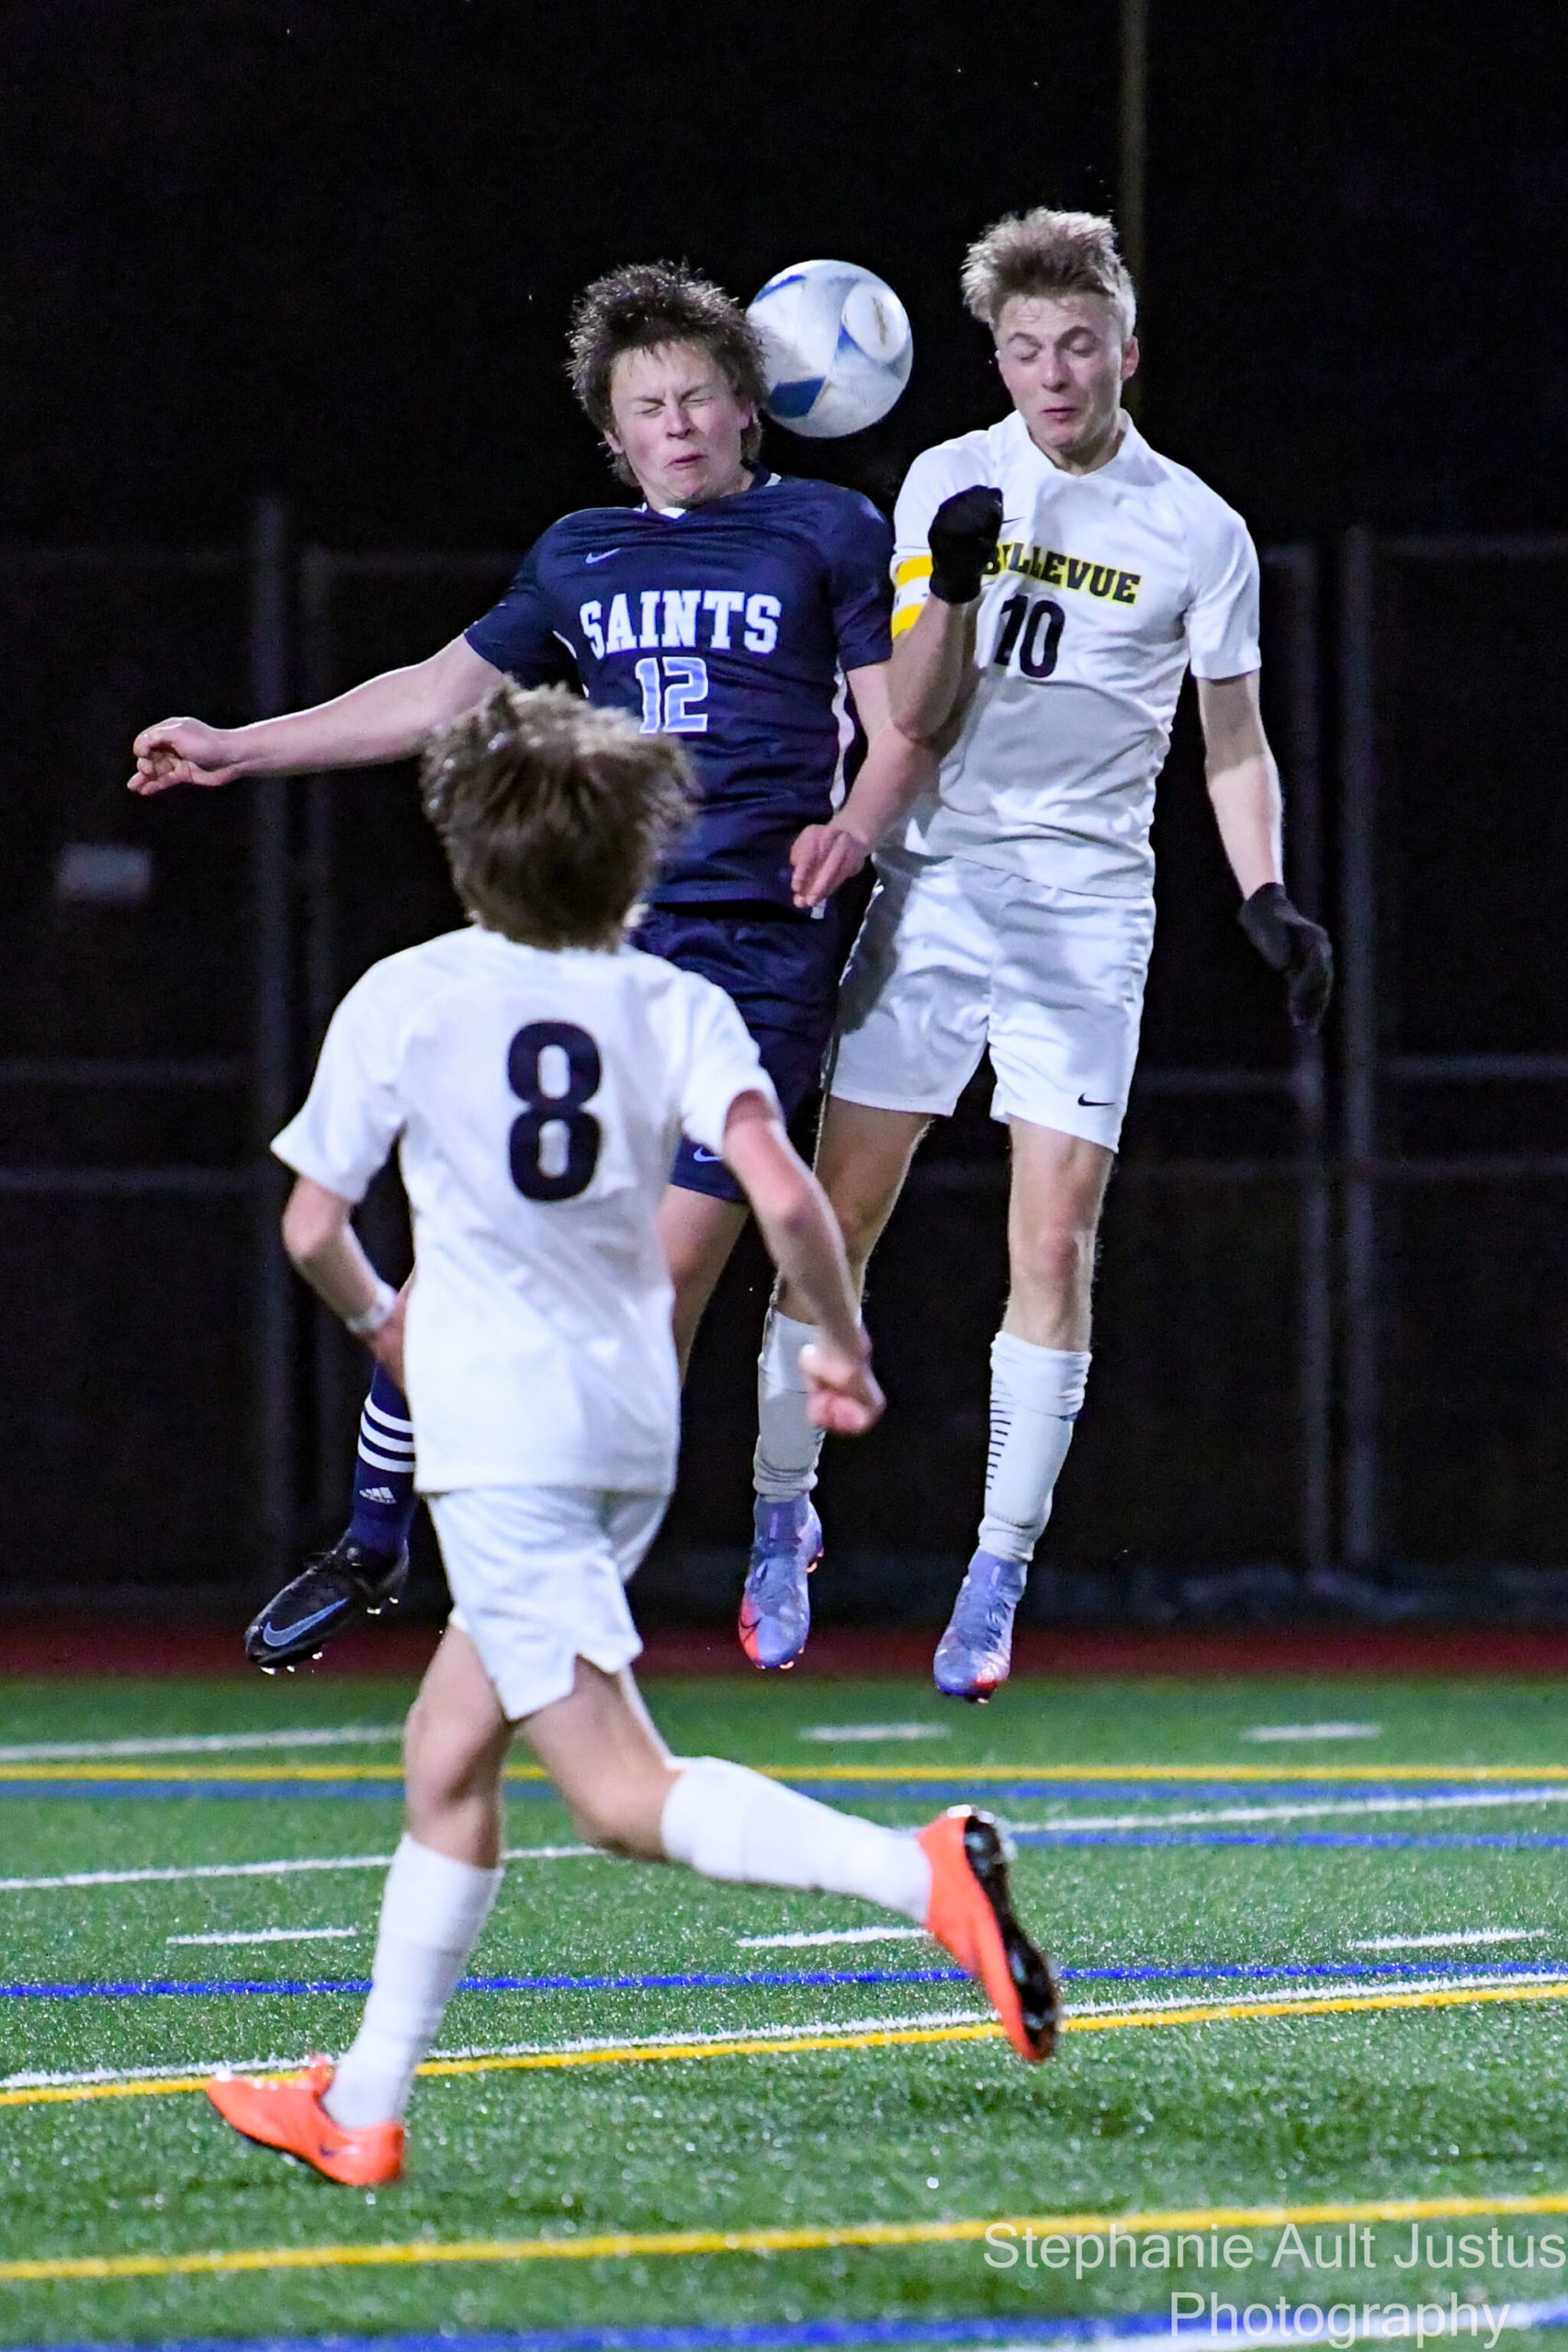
[633, 900, 847, 1204]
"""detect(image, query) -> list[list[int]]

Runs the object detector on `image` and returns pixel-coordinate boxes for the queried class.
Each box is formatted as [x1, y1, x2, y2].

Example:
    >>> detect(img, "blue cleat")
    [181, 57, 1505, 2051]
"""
[739, 1496, 821, 1669]
[932, 1549, 1028, 1702]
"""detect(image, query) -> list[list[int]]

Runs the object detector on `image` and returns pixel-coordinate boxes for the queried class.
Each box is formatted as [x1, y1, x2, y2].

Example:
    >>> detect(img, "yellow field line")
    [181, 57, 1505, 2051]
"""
[6, 1974, 1567, 2113]
[6, 2188, 1568, 2284]
[5, 1761, 1567, 1784]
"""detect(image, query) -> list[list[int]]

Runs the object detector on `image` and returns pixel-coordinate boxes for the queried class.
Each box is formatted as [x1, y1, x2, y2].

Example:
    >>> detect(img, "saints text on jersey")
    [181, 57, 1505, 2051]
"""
[578, 589, 782, 661]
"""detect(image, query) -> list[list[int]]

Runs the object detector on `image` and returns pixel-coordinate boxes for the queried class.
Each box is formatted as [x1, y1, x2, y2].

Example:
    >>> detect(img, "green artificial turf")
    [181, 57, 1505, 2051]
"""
[2, 1672, 1567, 2346]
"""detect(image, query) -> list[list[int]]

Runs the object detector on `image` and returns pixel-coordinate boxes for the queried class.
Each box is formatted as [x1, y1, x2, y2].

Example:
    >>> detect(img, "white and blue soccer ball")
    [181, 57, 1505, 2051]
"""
[747, 259, 913, 438]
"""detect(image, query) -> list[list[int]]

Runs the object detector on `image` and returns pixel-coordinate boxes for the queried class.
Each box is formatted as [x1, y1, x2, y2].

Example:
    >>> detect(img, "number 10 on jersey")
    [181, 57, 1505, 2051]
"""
[635, 656, 709, 733]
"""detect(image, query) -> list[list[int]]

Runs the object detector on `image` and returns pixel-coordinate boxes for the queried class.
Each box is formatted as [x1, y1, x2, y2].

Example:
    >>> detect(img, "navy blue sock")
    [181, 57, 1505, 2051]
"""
[345, 1367, 417, 1557]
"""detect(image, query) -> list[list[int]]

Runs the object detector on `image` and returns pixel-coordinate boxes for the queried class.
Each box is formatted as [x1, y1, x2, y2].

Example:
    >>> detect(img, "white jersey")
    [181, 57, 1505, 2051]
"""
[891, 411, 1260, 899]
[273, 926, 775, 1496]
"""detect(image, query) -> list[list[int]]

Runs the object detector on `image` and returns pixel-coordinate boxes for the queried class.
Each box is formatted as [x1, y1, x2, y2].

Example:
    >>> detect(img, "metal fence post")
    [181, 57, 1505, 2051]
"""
[1272, 546, 1333, 1575]
[249, 495, 295, 1580]
[1339, 526, 1380, 1569]
[298, 544, 351, 1522]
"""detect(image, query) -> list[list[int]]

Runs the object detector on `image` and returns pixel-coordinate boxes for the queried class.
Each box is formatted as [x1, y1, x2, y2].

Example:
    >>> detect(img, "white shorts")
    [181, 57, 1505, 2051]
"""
[829, 853, 1155, 1149]
[430, 1484, 667, 1724]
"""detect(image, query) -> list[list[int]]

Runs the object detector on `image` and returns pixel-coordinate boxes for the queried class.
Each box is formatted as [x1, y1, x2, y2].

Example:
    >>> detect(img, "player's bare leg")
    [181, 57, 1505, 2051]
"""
[933, 1121, 1111, 1701]
[207, 1623, 513, 2185]
[743, 1099, 928, 1668]
[481, 1651, 1055, 2052]
[208, 1609, 1057, 2184]
[658, 1186, 751, 1377]
[401, 1623, 515, 1865]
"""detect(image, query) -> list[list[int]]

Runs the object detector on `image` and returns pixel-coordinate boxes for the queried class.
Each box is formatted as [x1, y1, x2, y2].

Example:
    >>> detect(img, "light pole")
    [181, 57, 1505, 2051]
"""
[1120, 0, 1147, 415]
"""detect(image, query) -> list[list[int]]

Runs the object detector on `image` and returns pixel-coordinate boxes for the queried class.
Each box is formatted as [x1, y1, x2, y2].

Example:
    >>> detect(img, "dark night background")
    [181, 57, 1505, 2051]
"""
[4, 0, 1568, 1625]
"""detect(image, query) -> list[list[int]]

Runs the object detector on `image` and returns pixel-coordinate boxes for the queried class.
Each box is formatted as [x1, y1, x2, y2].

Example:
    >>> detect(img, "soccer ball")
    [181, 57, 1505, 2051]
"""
[748, 260, 913, 438]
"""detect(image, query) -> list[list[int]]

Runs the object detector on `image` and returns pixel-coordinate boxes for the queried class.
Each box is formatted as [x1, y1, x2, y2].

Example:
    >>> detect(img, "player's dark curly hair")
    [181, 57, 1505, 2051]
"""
[422, 684, 696, 951]
[567, 261, 768, 485]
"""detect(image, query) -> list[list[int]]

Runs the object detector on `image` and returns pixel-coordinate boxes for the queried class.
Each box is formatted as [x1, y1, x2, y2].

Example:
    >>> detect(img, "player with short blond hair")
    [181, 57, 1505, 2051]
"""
[203, 684, 1055, 2186]
[746, 207, 1333, 1695]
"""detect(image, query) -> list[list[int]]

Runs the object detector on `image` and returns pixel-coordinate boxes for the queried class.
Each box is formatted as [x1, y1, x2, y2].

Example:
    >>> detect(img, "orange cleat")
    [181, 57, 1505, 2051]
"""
[918, 1805, 1058, 2061]
[206, 2059, 404, 2186]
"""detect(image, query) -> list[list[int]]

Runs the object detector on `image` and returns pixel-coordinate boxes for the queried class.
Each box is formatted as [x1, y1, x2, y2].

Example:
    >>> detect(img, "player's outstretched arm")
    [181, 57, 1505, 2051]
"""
[789, 662, 937, 909]
[720, 1092, 884, 1436]
[1198, 673, 1334, 1033]
[128, 636, 503, 796]
[280, 1176, 407, 1391]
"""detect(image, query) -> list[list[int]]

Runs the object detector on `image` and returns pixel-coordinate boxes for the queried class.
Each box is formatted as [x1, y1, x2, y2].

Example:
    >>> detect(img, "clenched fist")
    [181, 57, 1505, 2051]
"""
[129, 718, 246, 796]
[928, 485, 1004, 605]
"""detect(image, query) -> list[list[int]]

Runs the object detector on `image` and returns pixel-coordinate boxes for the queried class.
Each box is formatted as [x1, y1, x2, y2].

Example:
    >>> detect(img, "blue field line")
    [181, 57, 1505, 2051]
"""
[6, 2301, 1568, 2352]
[4, 1952, 1566, 2005]
[0, 2321, 1210, 2352]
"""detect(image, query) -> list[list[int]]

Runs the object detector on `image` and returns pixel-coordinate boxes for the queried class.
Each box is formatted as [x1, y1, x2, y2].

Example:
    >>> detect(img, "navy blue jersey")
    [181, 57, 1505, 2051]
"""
[463, 470, 893, 908]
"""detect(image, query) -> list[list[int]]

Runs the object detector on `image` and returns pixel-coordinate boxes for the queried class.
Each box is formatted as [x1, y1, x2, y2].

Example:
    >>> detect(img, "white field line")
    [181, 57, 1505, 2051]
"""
[166, 1927, 363, 1947]
[11, 1967, 1568, 2099]
[1242, 1722, 1382, 1741]
[1056, 1967, 1568, 2020]
[1009, 1788, 1568, 1834]
[424, 2004, 987, 2063]
[797, 1723, 953, 1744]
[0, 2005, 990, 2092]
[0, 1724, 403, 1763]
[736, 1925, 933, 1951]
[1352, 1928, 1551, 1951]
[9, 1788, 1560, 1895]
[0, 1842, 595, 1894]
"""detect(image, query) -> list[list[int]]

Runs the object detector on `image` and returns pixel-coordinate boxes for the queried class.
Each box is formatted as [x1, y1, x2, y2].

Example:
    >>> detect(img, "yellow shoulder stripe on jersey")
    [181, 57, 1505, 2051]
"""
[891, 604, 925, 639]
[893, 553, 932, 586]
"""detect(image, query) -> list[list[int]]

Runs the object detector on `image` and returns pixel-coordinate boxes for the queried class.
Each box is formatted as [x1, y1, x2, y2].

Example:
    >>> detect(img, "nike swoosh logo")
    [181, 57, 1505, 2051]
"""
[690, 1148, 724, 1164]
[1077, 1093, 1114, 1108]
[260, 1602, 342, 1649]
[584, 549, 619, 565]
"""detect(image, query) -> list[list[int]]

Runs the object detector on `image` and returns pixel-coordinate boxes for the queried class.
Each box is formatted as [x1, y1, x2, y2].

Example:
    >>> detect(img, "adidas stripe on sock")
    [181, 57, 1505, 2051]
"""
[346, 1365, 417, 1555]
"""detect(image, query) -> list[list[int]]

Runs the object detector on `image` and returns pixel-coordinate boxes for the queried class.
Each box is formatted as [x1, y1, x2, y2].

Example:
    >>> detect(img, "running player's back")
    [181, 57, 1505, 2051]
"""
[273, 927, 772, 1494]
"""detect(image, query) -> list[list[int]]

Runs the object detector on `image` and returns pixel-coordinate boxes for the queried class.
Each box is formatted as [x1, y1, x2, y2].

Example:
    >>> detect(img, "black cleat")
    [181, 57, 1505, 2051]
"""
[244, 1535, 409, 1674]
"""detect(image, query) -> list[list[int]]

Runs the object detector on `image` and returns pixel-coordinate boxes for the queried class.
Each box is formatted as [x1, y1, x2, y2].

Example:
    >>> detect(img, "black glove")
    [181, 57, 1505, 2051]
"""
[1238, 883, 1335, 1033]
[928, 485, 1003, 605]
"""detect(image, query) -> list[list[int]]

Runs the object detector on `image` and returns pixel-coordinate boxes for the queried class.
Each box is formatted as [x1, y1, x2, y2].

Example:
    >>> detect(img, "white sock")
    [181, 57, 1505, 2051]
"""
[976, 1333, 1091, 1565]
[661, 1756, 931, 1923]
[752, 1309, 826, 1502]
[324, 1835, 503, 2128]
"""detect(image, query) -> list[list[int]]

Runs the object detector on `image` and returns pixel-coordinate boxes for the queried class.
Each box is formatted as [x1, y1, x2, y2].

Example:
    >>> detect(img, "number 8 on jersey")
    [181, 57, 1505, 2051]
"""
[508, 1022, 603, 1203]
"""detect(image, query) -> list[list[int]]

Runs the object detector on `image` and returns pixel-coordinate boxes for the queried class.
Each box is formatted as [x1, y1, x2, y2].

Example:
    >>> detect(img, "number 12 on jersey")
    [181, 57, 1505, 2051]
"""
[635, 655, 709, 733]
